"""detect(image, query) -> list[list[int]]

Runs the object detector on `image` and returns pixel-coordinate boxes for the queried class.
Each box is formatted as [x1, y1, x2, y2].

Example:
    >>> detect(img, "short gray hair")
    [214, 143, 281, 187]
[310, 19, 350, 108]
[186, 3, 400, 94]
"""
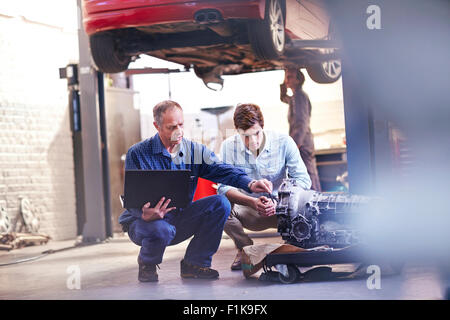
[153, 100, 182, 125]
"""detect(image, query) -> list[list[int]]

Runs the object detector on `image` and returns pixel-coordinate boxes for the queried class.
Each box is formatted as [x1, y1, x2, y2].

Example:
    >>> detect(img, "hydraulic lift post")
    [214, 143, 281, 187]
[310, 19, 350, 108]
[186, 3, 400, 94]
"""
[74, 0, 112, 242]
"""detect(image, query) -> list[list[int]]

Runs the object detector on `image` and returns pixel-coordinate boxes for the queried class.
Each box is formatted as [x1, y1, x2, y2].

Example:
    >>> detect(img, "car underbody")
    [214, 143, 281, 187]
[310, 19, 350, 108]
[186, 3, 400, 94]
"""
[95, 19, 340, 87]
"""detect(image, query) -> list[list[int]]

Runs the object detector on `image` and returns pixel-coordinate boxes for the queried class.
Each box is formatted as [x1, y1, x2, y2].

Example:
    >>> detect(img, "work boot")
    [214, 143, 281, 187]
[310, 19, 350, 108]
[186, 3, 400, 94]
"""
[180, 259, 219, 279]
[138, 257, 159, 282]
[231, 249, 243, 271]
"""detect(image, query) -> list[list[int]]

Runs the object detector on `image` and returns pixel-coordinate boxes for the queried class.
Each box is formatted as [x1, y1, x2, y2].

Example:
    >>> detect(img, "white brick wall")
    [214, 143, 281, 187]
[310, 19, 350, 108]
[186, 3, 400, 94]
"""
[0, 8, 79, 240]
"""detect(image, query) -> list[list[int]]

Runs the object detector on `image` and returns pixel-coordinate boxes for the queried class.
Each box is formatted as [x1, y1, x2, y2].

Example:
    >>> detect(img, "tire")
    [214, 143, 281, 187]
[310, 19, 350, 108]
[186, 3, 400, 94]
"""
[248, 0, 285, 60]
[306, 59, 342, 84]
[278, 264, 301, 284]
[306, 21, 342, 84]
[0, 203, 11, 234]
[89, 33, 131, 73]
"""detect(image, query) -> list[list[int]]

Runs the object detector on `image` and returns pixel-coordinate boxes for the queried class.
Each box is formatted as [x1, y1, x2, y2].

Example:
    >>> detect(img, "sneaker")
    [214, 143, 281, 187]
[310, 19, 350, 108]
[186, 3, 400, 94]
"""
[180, 259, 219, 279]
[231, 250, 242, 271]
[138, 257, 159, 282]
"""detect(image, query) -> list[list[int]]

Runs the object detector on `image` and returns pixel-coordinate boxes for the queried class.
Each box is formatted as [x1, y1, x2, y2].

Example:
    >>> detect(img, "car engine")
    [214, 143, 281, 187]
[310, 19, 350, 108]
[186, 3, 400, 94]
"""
[276, 179, 372, 249]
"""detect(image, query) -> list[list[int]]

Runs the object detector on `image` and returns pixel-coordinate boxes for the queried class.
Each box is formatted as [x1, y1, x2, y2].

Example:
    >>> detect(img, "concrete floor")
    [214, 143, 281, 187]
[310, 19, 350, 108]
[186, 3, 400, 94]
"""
[0, 233, 446, 300]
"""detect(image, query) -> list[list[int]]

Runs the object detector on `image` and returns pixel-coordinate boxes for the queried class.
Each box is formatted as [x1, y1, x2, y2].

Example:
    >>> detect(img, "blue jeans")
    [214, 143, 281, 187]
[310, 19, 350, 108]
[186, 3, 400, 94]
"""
[127, 195, 231, 267]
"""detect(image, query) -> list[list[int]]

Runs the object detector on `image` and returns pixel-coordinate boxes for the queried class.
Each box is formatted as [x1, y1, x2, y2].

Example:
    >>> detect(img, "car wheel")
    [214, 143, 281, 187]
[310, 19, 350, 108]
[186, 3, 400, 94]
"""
[248, 0, 285, 60]
[278, 264, 301, 284]
[306, 59, 342, 83]
[306, 22, 342, 83]
[89, 33, 131, 73]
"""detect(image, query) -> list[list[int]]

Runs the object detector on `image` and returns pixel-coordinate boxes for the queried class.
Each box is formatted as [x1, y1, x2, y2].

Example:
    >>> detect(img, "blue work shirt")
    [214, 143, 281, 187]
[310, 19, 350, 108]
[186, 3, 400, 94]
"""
[217, 130, 311, 198]
[118, 133, 253, 226]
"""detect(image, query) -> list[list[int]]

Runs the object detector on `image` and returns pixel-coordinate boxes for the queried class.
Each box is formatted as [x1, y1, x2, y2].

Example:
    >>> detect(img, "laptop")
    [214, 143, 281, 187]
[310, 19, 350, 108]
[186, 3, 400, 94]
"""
[122, 170, 191, 210]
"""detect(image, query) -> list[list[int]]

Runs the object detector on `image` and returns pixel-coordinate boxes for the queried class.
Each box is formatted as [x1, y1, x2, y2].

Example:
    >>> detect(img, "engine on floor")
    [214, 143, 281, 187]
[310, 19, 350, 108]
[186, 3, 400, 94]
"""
[275, 179, 373, 248]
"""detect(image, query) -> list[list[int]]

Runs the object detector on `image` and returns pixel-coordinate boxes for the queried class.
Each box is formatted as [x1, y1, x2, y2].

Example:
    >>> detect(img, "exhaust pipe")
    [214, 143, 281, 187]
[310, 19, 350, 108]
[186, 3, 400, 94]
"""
[194, 9, 223, 24]
[194, 9, 232, 37]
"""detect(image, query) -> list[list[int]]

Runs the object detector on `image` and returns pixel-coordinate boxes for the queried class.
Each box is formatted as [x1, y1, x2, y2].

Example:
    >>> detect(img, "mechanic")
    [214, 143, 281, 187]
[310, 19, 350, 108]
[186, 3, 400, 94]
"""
[118, 100, 272, 282]
[218, 103, 311, 270]
[280, 67, 322, 191]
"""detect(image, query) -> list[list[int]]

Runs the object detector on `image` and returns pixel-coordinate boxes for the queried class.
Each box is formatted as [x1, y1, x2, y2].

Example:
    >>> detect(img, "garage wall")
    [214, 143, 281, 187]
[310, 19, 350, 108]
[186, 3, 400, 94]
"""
[104, 87, 141, 233]
[0, 5, 79, 240]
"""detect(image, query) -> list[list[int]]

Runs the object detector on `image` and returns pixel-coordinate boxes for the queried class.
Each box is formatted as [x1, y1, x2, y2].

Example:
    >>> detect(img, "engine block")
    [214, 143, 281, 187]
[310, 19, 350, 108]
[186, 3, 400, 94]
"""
[276, 179, 372, 248]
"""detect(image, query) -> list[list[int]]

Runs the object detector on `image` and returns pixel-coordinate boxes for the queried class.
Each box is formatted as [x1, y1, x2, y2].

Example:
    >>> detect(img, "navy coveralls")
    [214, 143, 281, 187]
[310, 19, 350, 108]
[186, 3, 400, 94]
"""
[119, 134, 252, 267]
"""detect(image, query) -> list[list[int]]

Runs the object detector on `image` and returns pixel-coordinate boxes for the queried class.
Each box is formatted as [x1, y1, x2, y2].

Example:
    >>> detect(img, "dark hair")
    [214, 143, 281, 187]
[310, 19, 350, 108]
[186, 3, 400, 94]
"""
[153, 100, 182, 125]
[287, 67, 305, 86]
[233, 103, 264, 130]
[296, 69, 305, 85]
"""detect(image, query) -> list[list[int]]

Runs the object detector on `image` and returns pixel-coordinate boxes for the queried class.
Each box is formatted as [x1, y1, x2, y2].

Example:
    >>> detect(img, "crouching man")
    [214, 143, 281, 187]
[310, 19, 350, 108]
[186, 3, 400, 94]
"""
[218, 103, 311, 270]
[119, 100, 272, 282]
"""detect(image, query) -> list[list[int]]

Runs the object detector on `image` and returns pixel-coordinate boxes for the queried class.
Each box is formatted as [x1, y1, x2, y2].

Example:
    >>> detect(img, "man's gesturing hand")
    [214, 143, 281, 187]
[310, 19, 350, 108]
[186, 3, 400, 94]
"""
[141, 197, 176, 222]
[249, 179, 273, 194]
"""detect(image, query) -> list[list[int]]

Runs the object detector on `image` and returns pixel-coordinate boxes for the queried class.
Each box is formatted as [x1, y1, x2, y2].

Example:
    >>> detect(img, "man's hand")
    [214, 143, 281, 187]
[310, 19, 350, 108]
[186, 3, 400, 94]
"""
[249, 179, 273, 194]
[141, 197, 176, 222]
[252, 196, 276, 216]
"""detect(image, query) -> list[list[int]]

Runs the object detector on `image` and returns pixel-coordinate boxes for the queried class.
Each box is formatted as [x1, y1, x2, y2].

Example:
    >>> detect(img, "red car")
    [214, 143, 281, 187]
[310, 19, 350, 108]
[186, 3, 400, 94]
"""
[82, 0, 341, 87]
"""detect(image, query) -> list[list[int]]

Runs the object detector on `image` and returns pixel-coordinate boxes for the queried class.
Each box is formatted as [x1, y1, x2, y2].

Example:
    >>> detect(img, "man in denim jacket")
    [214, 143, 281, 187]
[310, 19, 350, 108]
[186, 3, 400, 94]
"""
[218, 103, 311, 270]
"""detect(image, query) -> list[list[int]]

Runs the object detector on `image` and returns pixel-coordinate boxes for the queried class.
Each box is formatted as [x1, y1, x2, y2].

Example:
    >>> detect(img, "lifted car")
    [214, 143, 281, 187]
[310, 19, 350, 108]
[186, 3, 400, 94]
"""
[82, 0, 341, 88]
